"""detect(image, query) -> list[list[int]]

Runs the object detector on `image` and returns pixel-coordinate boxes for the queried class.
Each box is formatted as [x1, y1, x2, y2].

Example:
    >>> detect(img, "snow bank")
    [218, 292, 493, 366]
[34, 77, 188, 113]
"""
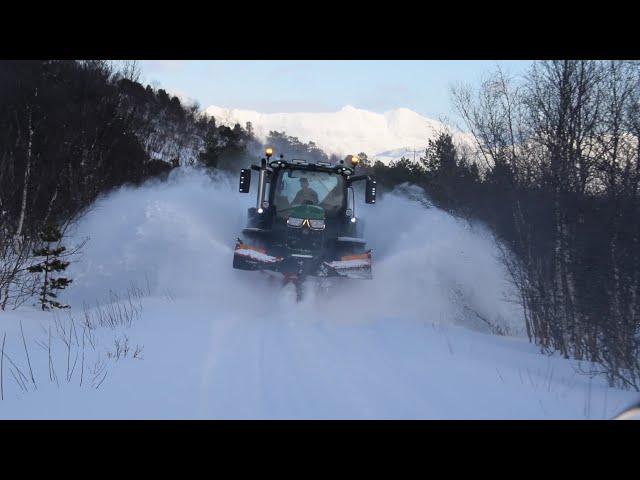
[1, 167, 636, 418]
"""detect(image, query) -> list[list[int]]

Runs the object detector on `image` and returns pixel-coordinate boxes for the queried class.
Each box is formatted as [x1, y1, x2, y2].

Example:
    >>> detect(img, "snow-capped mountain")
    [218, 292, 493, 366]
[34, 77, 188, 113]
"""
[204, 105, 474, 164]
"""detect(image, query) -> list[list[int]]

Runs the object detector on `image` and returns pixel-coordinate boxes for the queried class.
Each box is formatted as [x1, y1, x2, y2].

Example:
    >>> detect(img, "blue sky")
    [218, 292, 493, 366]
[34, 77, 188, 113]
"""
[138, 60, 532, 122]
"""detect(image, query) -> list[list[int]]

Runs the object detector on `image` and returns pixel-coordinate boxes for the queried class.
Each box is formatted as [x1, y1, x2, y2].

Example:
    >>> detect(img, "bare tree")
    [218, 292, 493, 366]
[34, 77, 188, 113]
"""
[452, 60, 640, 389]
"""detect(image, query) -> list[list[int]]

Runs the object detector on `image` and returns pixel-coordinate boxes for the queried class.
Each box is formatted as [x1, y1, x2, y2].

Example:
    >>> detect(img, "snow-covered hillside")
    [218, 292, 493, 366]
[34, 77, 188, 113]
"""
[1, 168, 636, 419]
[205, 105, 474, 164]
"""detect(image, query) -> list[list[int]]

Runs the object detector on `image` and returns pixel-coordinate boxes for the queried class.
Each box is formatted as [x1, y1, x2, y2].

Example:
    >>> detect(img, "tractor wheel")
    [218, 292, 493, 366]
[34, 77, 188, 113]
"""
[283, 273, 305, 302]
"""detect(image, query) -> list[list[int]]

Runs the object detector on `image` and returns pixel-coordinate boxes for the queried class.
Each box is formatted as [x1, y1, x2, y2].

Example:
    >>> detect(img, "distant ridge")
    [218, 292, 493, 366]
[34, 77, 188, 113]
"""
[204, 105, 474, 164]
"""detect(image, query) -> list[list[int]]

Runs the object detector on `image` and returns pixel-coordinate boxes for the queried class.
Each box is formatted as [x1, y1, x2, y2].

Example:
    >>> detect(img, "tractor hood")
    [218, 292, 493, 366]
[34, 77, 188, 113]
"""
[286, 204, 325, 221]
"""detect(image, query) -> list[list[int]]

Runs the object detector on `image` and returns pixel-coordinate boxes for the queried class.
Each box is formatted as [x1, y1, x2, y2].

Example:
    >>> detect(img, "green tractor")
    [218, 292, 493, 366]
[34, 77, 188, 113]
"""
[233, 147, 377, 298]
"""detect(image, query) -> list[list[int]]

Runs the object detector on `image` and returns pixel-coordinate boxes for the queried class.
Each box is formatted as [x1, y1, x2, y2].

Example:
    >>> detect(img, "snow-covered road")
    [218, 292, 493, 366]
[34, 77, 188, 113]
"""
[1, 168, 637, 418]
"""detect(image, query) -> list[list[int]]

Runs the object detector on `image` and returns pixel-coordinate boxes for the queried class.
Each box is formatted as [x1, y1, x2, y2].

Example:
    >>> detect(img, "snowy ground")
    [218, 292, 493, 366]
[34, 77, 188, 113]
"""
[1, 168, 637, 419]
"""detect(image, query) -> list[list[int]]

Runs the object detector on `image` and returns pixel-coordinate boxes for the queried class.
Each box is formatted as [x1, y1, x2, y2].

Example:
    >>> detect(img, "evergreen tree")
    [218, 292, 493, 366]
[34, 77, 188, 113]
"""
[265, 131, 329, 164]
[27, 224, 72, 311]
[421, 133, 457, 177]
[357, 152, 371, 167]
[199, 118, 221, 169]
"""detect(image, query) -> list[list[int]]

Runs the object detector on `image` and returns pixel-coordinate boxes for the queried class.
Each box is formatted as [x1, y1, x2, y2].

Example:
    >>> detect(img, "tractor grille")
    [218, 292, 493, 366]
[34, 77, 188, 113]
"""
[286, 226, 323, 251]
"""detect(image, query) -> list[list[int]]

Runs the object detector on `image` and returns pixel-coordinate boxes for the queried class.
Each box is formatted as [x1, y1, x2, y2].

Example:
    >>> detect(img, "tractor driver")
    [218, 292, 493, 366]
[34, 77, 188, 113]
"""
[293, 177, 319, 205]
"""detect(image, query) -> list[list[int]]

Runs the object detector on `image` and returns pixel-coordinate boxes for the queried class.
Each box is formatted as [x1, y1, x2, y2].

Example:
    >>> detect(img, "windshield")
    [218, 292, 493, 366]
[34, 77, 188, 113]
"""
[273, 168, 345, 216]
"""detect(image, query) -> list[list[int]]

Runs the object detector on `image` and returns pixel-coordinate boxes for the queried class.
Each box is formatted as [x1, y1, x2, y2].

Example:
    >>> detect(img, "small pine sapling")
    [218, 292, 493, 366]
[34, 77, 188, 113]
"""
[27, 224, 73, 311]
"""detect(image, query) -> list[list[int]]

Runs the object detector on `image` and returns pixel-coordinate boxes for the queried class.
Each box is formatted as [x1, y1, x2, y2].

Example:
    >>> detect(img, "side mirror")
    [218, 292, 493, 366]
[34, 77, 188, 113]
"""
[365, 178, 376, 204]
[239, 169, 251, 193]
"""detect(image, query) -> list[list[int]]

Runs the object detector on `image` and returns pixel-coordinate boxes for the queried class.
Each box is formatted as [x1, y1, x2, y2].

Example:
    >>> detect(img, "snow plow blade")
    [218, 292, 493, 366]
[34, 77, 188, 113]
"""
[322, 251, 372, 279]
[234, 239, 372, 279]
[233, 240, 283, 271]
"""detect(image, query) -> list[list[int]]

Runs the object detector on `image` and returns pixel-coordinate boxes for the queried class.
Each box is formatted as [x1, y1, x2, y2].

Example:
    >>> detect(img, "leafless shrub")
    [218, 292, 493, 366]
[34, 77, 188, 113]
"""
[451, 283, 513, 336]
[20, 321, 36, 390]
[107, 334, 130, 361]
[88, 356, 108, 389]
[1, 332, 5, 400]
[0, 233, 39, 310]
[0, 220, 87, 311]
[1, 277, 148, 399]
[453, 61, 640, 391]
[1, 341, 31, 393]
[82, 286, 143, 331]
[132, 345, 144, 360]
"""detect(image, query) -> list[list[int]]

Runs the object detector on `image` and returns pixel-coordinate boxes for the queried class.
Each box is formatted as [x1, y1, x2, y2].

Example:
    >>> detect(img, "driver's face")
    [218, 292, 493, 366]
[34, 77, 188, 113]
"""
[300, 178, 309, 188]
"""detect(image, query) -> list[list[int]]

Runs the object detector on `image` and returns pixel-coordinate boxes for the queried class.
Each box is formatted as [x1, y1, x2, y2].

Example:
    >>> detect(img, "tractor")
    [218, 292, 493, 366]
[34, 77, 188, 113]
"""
[232, 148, 376, 299]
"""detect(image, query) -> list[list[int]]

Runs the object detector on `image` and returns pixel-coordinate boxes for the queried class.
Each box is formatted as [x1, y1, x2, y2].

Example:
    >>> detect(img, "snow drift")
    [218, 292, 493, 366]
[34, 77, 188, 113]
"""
[64, 168, 523, 335]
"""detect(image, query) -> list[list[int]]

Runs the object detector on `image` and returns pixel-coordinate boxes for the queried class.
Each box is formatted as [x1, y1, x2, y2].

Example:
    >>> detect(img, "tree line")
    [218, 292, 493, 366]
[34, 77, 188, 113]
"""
[0, 60, 254, 310]
[0, 60, 330, 310]
[366, 61, 640, 390]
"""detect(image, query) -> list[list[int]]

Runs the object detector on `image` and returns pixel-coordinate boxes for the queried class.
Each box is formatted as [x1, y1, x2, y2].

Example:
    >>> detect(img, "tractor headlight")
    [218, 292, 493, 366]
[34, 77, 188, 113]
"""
[287, 217, 304, 228]
[309, 219, 325, 230]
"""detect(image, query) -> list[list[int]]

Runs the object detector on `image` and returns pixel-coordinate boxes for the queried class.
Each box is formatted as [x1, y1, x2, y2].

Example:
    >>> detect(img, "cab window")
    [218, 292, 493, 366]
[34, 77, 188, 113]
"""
[273, 168, 345, 216]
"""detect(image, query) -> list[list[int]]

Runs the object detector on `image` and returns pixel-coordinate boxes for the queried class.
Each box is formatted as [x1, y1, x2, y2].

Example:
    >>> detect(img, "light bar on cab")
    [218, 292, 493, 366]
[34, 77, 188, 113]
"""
[334, 165, 353, 176]
[269, 160, 288, 168]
